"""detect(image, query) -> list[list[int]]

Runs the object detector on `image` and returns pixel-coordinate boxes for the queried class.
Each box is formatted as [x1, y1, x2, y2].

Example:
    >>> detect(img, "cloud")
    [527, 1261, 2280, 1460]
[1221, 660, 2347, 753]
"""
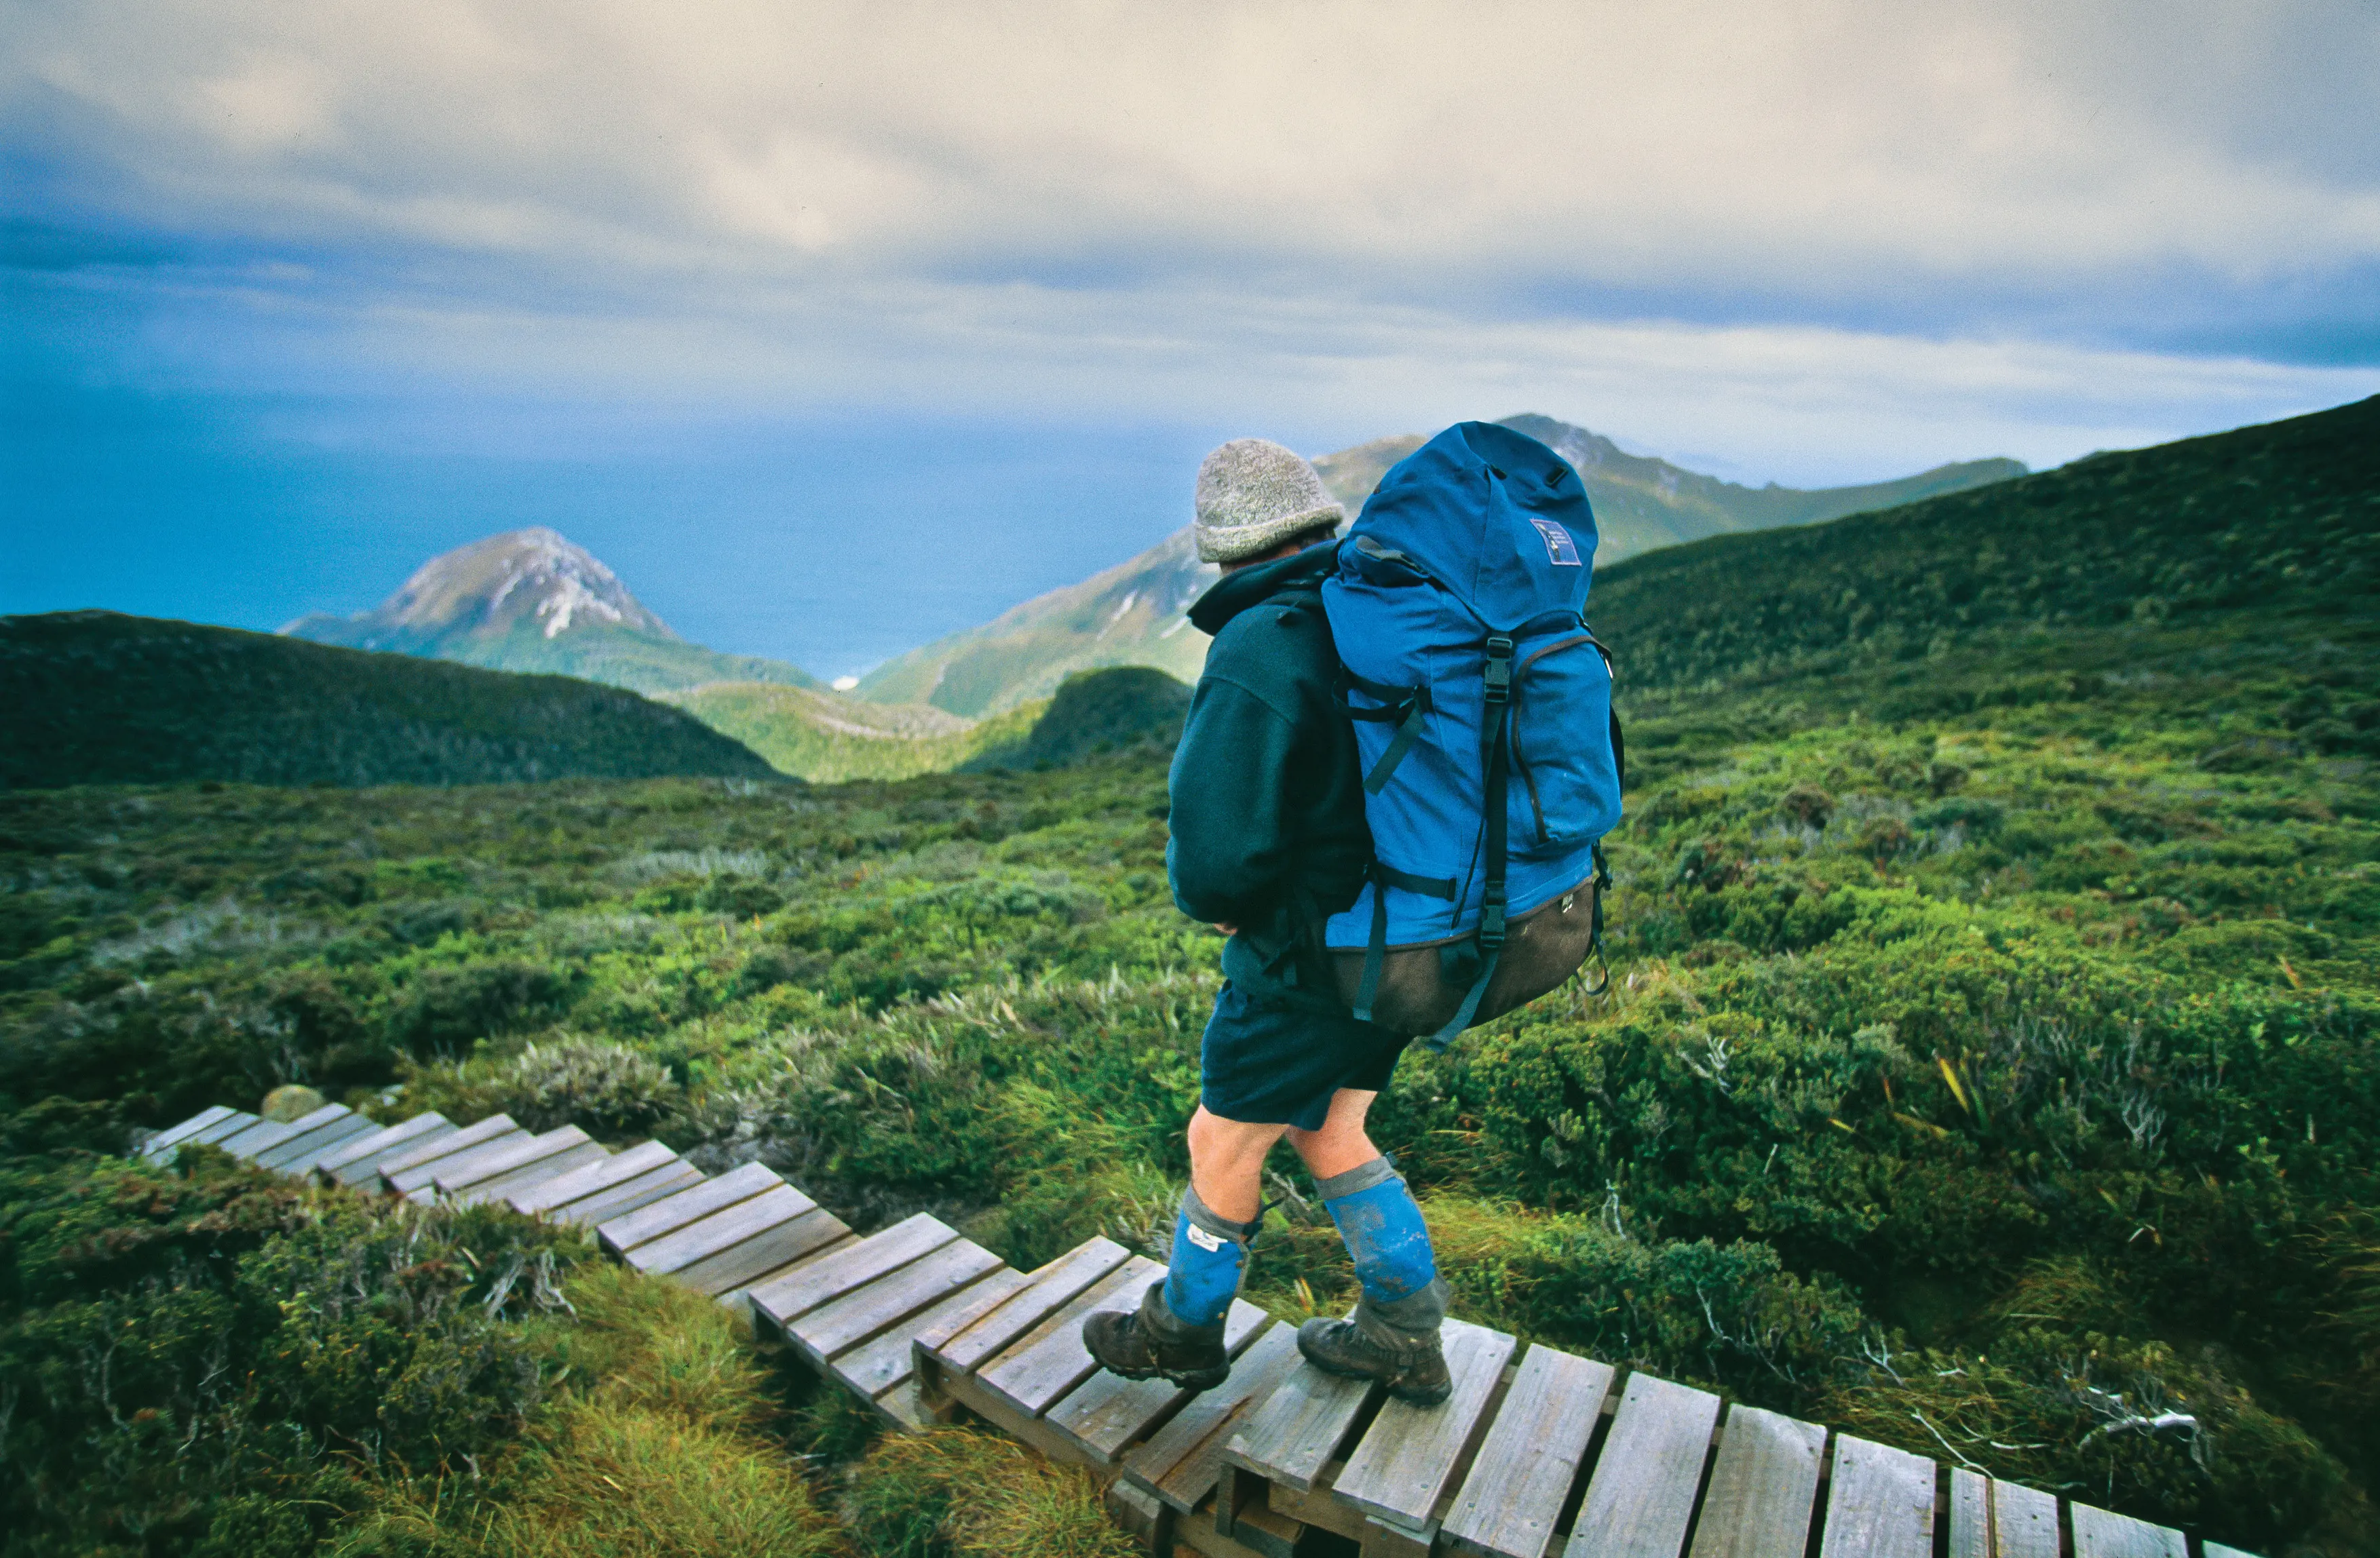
[3, 0, 2375, 482]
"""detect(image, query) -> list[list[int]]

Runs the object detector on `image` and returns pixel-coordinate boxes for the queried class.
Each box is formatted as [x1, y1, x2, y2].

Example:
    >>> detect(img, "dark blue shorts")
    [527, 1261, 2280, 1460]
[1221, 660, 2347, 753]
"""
[1199, 982, 1413, 1132]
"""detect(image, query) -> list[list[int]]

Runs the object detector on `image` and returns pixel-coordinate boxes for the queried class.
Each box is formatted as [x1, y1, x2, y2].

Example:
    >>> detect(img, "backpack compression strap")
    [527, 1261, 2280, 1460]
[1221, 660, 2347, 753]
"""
[1352, 861, 1457, 1024]
[1425, 635, 1515, 1051]
[1342, 669, 1433, 796]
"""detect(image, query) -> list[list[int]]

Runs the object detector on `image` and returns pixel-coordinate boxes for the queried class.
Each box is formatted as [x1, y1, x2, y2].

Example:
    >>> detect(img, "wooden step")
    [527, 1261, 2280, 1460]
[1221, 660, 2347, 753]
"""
[379, 1114, 529, 1196]
[1947, 1471, 2056, 1558]
[179, 1109, 263, 1151]
[436, 1126, 607, 1205]
[790, 1232, 1005, 1363]
[977, 1253, 1163, 1422]
[1686, 1405, 1826, 1558]
[139, 1105, 237, 1162]
[2069, 1503, 2189, 1558]
[1124, 1321, 1306, 1516]
[598, 1161, 780, 1258]
[313, 1113, 455, 1184]
[265, 1114, 384, 1175]
[1440, 1343, 1613, 1558]
[1043, 1299, 1271, 1465]
[216, 1108, 329, 1160]
[1332, 1317, 1516, 1538]
[1819, 1435, 1934, 1558]
[1568, 1370, 1722, 1557]
[553, 1158, 705, 1227]
[510, 1139, 679, 1215]
[245, 1105, 361, 1170]
[1223, 1349, 1377, 1495]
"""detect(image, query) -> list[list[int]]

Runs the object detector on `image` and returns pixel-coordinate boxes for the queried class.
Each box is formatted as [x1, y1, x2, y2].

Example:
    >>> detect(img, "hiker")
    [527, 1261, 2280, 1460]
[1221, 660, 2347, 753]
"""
[1083, 437, 1455, 1407]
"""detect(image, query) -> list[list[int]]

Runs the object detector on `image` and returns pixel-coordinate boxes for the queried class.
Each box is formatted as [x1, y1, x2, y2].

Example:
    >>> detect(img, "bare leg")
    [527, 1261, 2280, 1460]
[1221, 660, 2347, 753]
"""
[1284, 1088, 1381, 1181]
[1185, 1104, 1291, 1223]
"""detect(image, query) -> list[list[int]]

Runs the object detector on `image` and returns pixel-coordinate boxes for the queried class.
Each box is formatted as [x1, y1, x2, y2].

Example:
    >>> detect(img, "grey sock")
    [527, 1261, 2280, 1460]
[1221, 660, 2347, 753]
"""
[1311, 1152, 1400, 1202]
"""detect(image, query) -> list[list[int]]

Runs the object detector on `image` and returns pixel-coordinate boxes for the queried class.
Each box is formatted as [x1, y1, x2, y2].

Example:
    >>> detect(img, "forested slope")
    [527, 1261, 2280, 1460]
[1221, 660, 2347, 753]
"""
[2, 612, 778, 789]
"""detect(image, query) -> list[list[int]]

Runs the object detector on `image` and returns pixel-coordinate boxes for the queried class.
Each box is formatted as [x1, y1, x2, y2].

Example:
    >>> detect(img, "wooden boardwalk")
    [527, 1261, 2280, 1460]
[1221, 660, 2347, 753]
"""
[139, 1103, 2257, 1558]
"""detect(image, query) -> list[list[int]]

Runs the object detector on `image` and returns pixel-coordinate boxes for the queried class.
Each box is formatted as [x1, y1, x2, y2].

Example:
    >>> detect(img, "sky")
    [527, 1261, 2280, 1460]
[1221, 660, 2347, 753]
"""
[5, 0, 2377, 678]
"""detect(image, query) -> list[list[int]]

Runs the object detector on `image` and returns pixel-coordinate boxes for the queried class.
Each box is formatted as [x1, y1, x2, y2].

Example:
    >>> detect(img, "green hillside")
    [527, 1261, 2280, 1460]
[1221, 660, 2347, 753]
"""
[0, 611, 779, 790]
[3, 398, 2377, 1555]
[963, 665, 1191, 771]
[661, 680, 1045, 782]
[861, 414, 2021, 717]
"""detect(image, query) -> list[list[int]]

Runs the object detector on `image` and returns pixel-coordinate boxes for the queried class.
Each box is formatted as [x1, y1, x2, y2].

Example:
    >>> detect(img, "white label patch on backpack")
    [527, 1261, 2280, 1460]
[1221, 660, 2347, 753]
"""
[1186, 1224, 1226, 1253]
[1529, 518, 1583, 566]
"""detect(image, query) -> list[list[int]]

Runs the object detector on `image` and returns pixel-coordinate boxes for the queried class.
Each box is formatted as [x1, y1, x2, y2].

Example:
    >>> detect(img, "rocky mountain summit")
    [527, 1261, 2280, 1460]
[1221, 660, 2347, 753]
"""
[285, 528, 818, 695]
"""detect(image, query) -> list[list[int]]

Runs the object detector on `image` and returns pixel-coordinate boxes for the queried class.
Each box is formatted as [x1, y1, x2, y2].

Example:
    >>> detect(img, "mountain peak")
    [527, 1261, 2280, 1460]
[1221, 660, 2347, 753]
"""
[372, 527, 678, 644]
[283, 528, 818, 695]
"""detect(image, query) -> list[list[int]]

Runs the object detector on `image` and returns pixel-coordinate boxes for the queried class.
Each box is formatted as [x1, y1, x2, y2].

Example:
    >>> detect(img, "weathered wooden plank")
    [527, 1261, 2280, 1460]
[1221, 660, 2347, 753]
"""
[393, 1126, 541, 1199]
[1949, 1472, 2059, 1558]
[1223, 1346, 1380, 1494]
[266, 1114, 383, 1175]
[1995, 1479, 2058, 1558]
[833, 1267, 1031, 1399]
[250, 1107, 364, 1170]
[1687, 1404, 1827, 1558]
[596, 1161, 779, 1255]
[2069, 1504, 2188, 1558]
[796, 1237, 1006, 1360]
[752, 1211, 961, 1325]
[1106, 1476, 1174, 1553]
[436, 1127, 605, 1204]
[677, 1205, 851, 1296]
[1818, 1435, 1934, 1558]
[450, 1140, 611, 1206]
[621, 1181, 815, 1274]
[379, 1114, 526, 1194]
[1947, 1471, 1989, 1558]
[1124, 1319, 1305, 1513]
[1441, 1343, 1615, 1558]
[1334, 1319, 1518, 1531]
[183, 1110, 262, 1150]
[554, 1159, 705, 1227]
[926, 1236, 1133, 1375]
[139, 1106, 237, 1161]
[1043, 1300, 1272, 1463]
[216, 1112, 309, 1159]
[510, 1138, 678, 1215]
[1564, 1371, 1723, 1558]
[725, 1230, 860, 1312]
[977, 1253, 1162, 1418]
[316, 1113, 452, 1184]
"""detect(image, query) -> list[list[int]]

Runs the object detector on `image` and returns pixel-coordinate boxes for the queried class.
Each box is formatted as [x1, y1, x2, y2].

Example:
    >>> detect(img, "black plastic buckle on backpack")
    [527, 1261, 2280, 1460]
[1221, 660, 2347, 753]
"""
[1483, 636, 1514, 705]
[1478, 884, 1508, 953]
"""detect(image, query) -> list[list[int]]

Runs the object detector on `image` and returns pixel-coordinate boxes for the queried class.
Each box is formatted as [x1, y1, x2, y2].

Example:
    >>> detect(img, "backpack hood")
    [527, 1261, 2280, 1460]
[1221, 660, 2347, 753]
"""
[1350, 421, 1596, 628]
[1187, 538, 1341, 637]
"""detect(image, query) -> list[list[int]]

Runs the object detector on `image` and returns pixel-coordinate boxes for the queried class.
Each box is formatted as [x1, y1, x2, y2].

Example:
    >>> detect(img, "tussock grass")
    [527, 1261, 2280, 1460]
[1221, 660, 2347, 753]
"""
[842, 1427, 1136, 1558]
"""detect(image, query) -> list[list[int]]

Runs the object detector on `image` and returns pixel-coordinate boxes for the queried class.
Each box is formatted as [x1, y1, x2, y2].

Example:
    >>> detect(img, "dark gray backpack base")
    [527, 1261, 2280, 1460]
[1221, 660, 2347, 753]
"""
[1331, 873, 1601, 1038]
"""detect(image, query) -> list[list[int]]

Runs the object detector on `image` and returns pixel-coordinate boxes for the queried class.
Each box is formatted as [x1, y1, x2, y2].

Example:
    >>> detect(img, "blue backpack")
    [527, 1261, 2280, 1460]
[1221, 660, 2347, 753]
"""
[1321, 421, 1624, 1048]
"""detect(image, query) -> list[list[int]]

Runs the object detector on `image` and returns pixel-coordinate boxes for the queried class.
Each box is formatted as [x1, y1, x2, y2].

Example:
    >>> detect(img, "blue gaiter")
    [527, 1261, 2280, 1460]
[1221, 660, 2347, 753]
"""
[1162, 1186, 1254, 1329]
[1316, 1154, 1438, 1302]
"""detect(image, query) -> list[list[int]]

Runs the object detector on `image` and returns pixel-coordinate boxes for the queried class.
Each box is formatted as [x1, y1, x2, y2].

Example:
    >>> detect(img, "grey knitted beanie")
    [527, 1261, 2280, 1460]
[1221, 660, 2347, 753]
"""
[1193, 438, 1345, 564]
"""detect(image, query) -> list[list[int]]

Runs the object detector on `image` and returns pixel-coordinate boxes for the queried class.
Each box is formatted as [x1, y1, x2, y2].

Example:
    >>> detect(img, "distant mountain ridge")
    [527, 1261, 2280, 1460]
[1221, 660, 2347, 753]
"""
[860, 415, 2025, 716]
[284, 528, 820, 695]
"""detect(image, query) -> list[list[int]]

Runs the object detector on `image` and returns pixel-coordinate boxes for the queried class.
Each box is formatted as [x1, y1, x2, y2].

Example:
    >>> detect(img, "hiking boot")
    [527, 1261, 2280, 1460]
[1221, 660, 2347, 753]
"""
[1294, 1277, 1453, 1406]
[1083, 1281, 1231, 1391]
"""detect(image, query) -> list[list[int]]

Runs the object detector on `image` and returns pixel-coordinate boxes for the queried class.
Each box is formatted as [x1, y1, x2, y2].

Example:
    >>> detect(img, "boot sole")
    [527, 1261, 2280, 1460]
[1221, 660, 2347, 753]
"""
[1090, 1357, 1230, 1391]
